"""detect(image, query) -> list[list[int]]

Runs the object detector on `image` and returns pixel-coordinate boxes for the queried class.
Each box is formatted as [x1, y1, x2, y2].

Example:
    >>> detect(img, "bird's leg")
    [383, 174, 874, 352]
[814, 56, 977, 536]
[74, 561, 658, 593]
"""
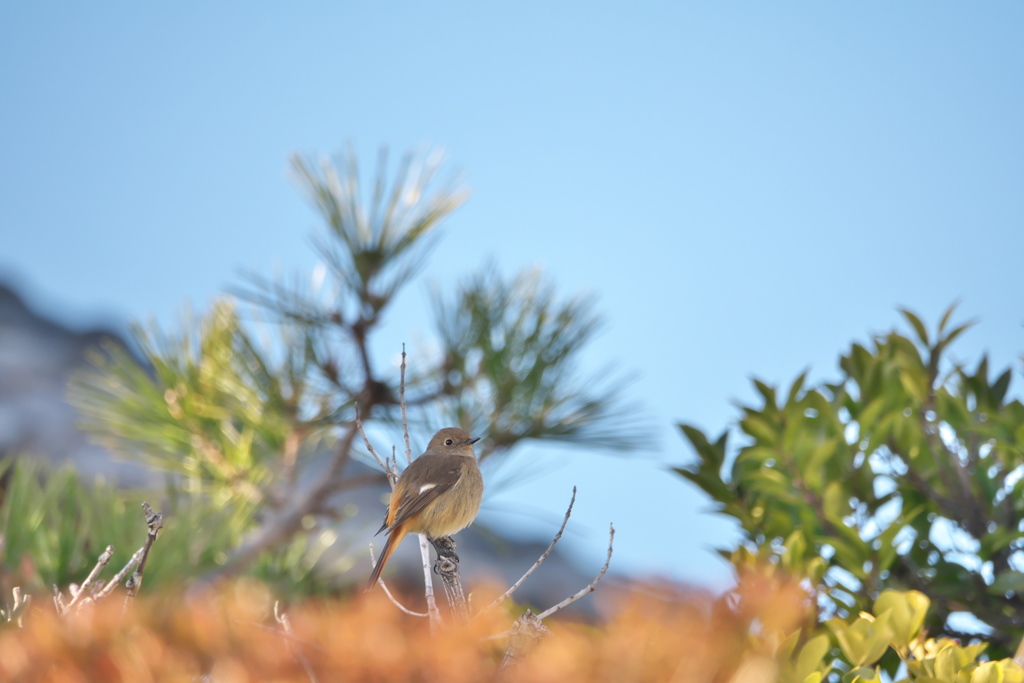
[428, 535, 469, 620]
[429, 536, 460, 575]
[431, 536, 459, 561]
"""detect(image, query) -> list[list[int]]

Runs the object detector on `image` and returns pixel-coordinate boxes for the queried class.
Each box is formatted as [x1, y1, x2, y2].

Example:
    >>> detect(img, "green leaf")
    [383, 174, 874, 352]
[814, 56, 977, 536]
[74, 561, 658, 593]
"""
[897, 368, 928, 404]
[982, 529, 1024, 560]
[937, 302, 960, 335]
[835, 611, 893, 669]
[777, 629, 802, 662]
[876, 506, 923, 571]
[992, 369, 1012, 405]
[678, 424, 725, 467]
[936, 388, 971, 429]
[741, 415, 779, 445]
[873, 590, 929, 650]
[861, 616, 894, 667]
[797, 634, 832, 680]
[899, 308, 930, 347]
[753, 378, 778, 410]
[782, 530, 808, 569]
[788, 371, 809, 404]
[935, 645, 970, 680]
[972, 661, 1005, 683]
[822, 482, 850, 523]
[988, 571, 1024, 596]
[834, 622, 867, 668]
[856, 397, 886, 431]
[935, 321, 974, 357]
[996, 661, 1024, 683]
[803, 438, 839, 489]
[843, 666, 879, 682]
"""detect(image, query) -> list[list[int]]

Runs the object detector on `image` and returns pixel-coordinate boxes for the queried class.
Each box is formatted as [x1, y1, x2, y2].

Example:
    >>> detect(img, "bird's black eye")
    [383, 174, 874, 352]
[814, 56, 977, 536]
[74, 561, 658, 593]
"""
[445, 439, 454, 446]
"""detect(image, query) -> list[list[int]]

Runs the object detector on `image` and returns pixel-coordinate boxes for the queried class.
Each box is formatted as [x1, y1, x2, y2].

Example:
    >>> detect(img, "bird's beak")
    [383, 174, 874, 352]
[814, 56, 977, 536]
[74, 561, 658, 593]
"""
[466, 437, 481, 445]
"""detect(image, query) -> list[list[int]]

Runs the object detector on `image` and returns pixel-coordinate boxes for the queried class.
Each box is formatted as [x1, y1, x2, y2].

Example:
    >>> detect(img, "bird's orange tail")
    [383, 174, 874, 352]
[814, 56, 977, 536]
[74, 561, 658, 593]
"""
[366, 525, 407, 591]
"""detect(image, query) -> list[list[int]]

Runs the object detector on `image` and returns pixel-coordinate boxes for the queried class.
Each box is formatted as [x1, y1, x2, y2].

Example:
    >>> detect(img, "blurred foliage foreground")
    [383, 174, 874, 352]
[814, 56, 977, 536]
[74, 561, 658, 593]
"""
[0, 575, 1021, 682]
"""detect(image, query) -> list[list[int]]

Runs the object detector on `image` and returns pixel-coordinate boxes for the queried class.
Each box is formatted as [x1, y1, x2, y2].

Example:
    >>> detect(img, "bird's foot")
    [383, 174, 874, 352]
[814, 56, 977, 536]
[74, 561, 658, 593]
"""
[430, 536, 460, 563]
[433, 555, 459, 577]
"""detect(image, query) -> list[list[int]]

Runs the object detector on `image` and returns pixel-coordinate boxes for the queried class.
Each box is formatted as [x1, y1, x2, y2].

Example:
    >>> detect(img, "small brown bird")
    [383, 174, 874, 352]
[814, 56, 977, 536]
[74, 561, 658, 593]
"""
[367, 427, 484, 590]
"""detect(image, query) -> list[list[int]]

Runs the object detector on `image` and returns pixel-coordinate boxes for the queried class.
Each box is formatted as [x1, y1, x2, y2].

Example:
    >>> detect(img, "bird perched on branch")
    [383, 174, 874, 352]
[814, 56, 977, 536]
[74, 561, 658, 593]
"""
[367, 427, 484, 590]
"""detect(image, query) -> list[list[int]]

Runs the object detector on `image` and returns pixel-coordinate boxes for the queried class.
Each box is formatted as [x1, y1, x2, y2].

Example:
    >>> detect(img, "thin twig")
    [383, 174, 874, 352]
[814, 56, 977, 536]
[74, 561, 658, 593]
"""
[400, 344, 412, 465]
[82, 508, 160, 606]
[399, 347, 441, 630]
[357, 407, 396, 487]
[361, 397, 428, 620]
[359, 408, 408, 610]
[2, 588, 30, 627]
[369, 545, 428, 618]
[52, 585, 66, 615]
[478, 487, 577, 617]
[233, 619, 327, 652]
[499, 610, 552, 672]
[64, 545, 114, 613]
[123, 504, 163, 601]
[275, 601, 320, 683]
[419, 534, 442, 631]
[535, 523, 614, 621]
[94, 548, 144, 600]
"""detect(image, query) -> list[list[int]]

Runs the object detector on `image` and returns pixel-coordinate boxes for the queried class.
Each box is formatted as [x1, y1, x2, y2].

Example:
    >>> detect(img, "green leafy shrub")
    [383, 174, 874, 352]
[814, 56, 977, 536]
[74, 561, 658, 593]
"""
[679, 307, 1024, 658]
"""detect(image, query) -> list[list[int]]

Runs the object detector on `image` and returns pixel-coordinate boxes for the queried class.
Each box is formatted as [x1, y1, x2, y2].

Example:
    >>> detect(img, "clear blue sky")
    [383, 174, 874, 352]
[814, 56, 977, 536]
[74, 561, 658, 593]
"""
[2, 2, 1022, 587]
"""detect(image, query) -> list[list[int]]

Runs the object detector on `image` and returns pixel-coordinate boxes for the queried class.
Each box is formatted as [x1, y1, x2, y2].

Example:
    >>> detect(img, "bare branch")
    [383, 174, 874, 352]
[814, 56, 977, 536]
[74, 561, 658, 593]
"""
[478, 487, 577, 616]
[64, 545, 114, 613]
[419, 534, 442, 631]
[499, 610, 552, 672]
[122, 503, 163, 614]
[431, 536, 468, 621]
[368, 545, 428, 618]
[274, 601, 320, 683]
[535, 523, 614, 621]
[400, 344, 412, 465]
[2, 588, 30, 626]
[396, 348, 442, 629]
[94, 548, 144, 601]
[357, 407, 397, 487]
[235, 618, 326, 652]
[52, 585, 66, 614]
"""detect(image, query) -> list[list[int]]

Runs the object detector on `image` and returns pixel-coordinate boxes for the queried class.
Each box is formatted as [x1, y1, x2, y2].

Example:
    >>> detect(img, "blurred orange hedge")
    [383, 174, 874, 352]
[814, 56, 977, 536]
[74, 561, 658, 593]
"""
[3, 574, 1015, 682]
[0, 576, 808, 683]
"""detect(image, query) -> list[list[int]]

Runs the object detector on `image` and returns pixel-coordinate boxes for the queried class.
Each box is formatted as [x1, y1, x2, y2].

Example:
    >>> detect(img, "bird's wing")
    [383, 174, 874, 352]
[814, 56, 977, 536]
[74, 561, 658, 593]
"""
[384, 457, 465, 532]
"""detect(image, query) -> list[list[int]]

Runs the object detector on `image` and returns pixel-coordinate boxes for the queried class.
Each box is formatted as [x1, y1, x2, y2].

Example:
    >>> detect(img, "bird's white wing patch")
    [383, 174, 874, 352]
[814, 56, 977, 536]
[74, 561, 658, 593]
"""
[418, 483, 437, 494]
